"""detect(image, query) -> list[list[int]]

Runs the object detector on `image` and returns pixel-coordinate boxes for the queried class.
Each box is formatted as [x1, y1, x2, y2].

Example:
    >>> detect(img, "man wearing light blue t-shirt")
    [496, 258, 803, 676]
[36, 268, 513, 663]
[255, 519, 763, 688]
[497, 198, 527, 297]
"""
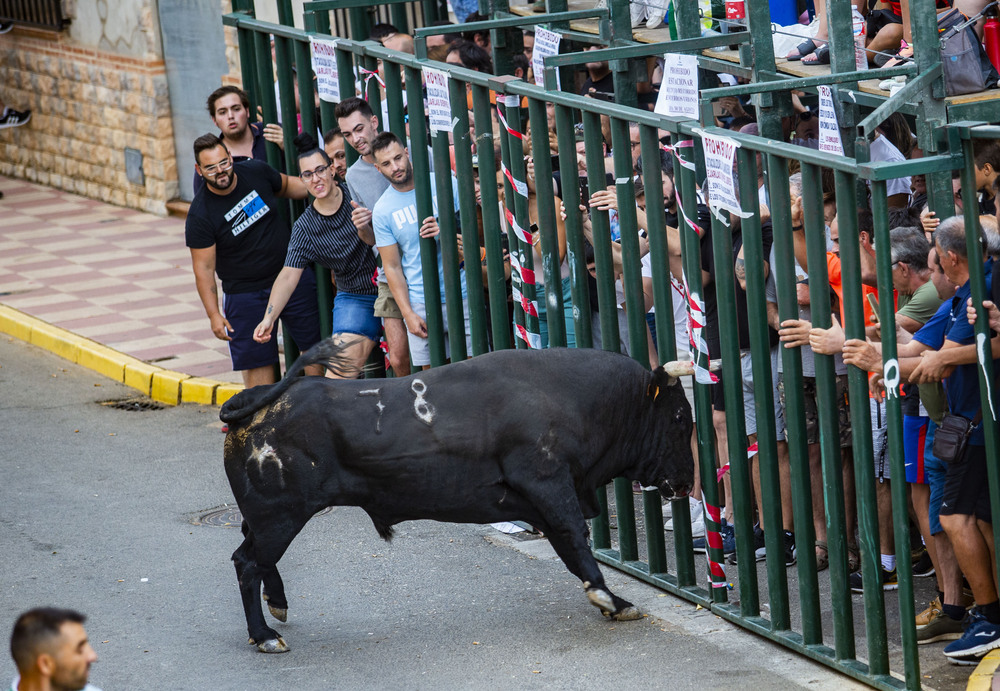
[371, 132, 469, 368]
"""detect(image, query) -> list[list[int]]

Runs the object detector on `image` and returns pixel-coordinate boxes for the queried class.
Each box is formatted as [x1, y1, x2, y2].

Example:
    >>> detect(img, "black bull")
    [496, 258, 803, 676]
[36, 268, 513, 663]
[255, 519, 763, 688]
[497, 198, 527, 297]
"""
[221, 340, 694, 653]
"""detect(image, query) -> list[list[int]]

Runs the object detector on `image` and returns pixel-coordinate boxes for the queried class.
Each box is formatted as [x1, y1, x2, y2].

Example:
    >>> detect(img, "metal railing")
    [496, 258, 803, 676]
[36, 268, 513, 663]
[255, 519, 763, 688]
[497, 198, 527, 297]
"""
[222, 1, 1000, 686]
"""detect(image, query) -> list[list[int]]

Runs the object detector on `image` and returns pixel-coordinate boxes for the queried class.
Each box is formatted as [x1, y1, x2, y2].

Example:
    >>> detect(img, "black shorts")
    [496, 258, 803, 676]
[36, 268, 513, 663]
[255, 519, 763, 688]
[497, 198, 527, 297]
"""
[868, 8, 902, 37]
[940, 444, 992, 523]
[710, 370, 725, 412]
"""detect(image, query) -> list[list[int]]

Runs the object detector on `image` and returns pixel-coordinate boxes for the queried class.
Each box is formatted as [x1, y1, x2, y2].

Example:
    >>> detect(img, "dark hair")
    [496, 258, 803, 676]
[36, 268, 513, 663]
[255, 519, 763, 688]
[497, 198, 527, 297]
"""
[371, 131, 405, 157]
[193, 133, 227, 163]
[857, 208, 874, 240]
[877, 112, 914, 159]
[207, 85, 249, 117]
[428, 19, 463, 43]
[636, 148, 673, 179]
[511, 53, 530, 79]
[322, 127, 343, 146]
[334, 97, 374, 122]
[888, 205, 922, 230]
[11, 608, 86, 672]
[974, 139, 1000, 172]
[462, 12, 490, 43]
[294, 133, 330, 166]
[369, 23, 399, 42]
[448, 40, 493, 74]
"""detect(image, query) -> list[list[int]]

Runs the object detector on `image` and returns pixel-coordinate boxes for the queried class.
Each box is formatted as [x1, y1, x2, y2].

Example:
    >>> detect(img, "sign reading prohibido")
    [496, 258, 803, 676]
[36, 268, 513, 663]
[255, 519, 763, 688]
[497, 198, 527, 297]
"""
[310, 37, 341, 103]
[697, 129, 747, 223]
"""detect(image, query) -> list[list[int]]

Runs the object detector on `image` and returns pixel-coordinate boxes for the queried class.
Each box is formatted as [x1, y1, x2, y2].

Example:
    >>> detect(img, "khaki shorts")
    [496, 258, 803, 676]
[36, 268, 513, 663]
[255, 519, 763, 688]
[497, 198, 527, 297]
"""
[373, 282, 403, 320]
[777, 373, 852, 448]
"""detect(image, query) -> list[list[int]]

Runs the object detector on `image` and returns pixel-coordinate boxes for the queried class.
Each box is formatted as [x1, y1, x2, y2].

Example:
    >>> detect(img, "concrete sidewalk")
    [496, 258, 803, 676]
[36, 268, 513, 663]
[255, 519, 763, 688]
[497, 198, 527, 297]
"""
[0, 174, 244, 405]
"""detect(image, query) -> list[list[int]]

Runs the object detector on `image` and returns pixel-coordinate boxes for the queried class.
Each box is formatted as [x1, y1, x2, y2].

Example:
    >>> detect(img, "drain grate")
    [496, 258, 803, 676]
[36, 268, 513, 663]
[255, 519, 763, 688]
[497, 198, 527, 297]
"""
[191, 505, 334, 527]
[99, 397, 165, 412]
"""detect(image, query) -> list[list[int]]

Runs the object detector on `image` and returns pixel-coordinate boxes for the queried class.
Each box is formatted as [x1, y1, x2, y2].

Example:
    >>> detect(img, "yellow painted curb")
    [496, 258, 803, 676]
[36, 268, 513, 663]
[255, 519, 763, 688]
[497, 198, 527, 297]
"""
[181, 377, 220, 406]
[0, 306, 32, 341]
[967, 649, 1000, 691]
[29, 322, 82, 363]
[0, 304, 241, 406]
[215, 383, 243, 406]
[151, 370, 191, 406]
[77, 342, 128, 383]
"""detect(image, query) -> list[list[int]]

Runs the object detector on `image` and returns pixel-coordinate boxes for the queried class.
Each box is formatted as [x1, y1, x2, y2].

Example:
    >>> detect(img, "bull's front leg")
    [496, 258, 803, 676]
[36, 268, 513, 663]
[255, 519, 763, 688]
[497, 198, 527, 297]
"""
[509, 471, 643, 622]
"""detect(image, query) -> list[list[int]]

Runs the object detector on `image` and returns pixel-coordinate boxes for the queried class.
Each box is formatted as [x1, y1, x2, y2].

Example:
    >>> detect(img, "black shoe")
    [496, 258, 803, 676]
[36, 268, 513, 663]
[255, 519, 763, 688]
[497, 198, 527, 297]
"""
[783, 530, 797, 566]
[912, 550, 935, 578]
[0, 108, 31, 129]
[727, 523, 764, 565]
[850, 566, 898, 593]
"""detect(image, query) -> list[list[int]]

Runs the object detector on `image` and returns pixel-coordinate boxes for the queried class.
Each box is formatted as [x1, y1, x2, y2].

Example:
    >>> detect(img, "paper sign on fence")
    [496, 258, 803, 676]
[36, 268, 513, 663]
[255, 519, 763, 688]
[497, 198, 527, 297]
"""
[817, 85, 844, 156]
[311, 37, 341, 103]
[532, 28, 562, 89]
[654, 53, 699, 120]
[423, 67, 453, 133]
[699, 130, 744, 220]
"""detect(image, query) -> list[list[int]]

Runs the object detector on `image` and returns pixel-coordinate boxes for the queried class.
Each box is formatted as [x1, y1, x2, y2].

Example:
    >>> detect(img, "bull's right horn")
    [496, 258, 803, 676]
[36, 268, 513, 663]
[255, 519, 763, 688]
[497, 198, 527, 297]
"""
[662, 360, 695, 377]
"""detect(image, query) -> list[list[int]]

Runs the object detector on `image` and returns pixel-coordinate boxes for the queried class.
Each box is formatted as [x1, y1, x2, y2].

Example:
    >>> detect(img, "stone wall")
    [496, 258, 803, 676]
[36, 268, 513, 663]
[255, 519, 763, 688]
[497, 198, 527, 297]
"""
[0, 1, 177, 215]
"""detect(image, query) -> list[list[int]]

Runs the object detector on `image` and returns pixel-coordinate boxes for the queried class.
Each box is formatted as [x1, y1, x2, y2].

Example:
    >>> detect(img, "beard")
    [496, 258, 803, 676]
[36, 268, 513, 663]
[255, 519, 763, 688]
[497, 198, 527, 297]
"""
[204, 172, 234, 192]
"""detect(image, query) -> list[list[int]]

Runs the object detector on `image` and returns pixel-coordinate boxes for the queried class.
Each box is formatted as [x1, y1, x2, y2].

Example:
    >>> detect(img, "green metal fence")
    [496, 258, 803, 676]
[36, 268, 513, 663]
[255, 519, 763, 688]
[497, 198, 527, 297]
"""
[222, 1, 1000, 687]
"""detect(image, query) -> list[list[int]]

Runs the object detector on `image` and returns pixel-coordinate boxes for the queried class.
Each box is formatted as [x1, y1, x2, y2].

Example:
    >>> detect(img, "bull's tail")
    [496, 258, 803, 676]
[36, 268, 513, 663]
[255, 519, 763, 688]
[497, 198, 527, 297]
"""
[219, 335, 365, 424]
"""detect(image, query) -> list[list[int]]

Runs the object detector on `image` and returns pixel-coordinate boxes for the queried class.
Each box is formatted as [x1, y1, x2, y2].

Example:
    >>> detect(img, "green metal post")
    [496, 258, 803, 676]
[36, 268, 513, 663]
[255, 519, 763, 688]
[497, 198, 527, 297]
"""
[405, 64, 446, 367]
[639, 124, 675, 363]
[471, 83, 512, 351]
[450, 75, 490, 357]
[383, 60, 406, 140]
[583, 110, 620, 354]
[767, 153, 821, 645]
[836, 169, 888, 674]
[555, 104, 593, 348]
[871, 179, 920, 688]
[528, 96, 567, 348]
[800, 162, 855, 660]
[610, 119, 648, 364]
[736, 146, 788, 629]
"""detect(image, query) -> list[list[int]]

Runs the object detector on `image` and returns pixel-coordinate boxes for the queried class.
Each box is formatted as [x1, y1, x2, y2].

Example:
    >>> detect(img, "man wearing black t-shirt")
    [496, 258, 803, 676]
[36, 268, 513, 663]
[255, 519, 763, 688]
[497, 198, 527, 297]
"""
[185, 133, 321, 387]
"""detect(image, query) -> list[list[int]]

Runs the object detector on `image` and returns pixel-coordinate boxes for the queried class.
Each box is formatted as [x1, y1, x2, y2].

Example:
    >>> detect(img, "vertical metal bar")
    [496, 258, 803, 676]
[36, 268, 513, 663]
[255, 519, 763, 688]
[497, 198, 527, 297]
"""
[871, 178, 920, 688]
[737, 146, 788, 629]
[614, 477, 639, 562]
[450, 76, 490, 357]
[960, 136, 1000, 620]
[389, 2, 409, 33]
[471, 83, 512, 351]
[675, 136, 724, 600]
[583, 110, 620, 354]
[361, 54, 382, 130]
[382, 59, 406, 140]
[430, 126, 467, 363]
[498, 96, 539, 349]
[528, 96, 567, 348]
[610, 118, 648, 365]
[767, 153, 822, 645]
[253, 31, 281, 170]
[639, 124, 676, 362]
[836, 169, 888, 676]
[710, 169, 756, 618]
[405, 64, 446, 367]
[335, 45, 357, 167]
[304, 12, 337, 138]
[800, 162, 855, 660]
[556, 104, 593, 349]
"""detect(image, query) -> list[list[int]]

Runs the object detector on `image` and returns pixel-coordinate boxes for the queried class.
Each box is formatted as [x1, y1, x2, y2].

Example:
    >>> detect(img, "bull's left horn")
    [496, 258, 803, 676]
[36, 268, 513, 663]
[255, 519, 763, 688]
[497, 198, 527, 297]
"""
[662, 360, 695, 377]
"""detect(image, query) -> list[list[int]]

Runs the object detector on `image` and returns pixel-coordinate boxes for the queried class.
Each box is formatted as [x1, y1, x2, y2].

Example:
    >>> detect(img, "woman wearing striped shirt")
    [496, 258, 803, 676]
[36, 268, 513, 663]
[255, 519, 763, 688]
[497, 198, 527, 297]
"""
[254, 133, 381, 377]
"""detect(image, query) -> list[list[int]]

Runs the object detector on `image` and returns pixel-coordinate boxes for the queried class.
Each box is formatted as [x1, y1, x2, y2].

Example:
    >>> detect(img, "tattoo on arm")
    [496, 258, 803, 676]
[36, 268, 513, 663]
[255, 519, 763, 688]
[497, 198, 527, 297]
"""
[734, 258, 746, 282]
[266, 305, 274, 315]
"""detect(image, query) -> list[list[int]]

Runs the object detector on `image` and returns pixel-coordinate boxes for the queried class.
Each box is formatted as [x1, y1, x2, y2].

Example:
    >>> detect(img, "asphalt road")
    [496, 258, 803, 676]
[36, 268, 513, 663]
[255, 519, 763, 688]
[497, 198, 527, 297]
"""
[0, 336, 866, 690]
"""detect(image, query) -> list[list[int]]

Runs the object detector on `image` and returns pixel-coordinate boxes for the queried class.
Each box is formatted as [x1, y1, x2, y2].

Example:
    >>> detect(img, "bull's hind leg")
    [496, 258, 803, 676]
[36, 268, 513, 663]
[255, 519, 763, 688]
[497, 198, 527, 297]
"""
[243, 521, 289, 623]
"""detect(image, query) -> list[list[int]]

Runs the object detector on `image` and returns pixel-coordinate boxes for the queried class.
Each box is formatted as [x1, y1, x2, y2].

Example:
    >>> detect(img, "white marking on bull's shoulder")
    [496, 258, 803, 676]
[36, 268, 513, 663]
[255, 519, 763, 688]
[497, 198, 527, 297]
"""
[250, 443, 285, 488]
[358, 388, 386, 433]
[411, 379, 435, 425]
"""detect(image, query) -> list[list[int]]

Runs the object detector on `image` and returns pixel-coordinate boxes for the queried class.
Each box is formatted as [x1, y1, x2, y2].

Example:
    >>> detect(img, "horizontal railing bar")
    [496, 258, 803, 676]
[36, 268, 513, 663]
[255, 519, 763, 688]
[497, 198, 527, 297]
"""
[700, 64, 916, 100]
[414, 8, 607, 36]
[542, 31, 750, 67]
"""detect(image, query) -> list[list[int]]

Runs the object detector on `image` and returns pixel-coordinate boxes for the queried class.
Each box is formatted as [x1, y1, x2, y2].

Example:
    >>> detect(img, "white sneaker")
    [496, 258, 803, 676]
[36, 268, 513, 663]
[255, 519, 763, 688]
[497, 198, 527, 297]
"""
[665, 498, 705, 538]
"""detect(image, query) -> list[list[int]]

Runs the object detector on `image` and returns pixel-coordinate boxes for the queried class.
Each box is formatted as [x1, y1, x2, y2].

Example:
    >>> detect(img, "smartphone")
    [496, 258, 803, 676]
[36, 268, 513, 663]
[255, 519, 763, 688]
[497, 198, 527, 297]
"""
[579, 176, 590, 207]
[866, 293, 879, 323]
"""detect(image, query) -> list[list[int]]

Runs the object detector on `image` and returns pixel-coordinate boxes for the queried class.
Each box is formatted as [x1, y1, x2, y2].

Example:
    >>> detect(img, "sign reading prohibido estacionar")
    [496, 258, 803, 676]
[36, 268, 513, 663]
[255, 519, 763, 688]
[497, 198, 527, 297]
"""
[310, 37, 341, 103]
[423, 67, 452, 133]
[654, 53, 699, 120]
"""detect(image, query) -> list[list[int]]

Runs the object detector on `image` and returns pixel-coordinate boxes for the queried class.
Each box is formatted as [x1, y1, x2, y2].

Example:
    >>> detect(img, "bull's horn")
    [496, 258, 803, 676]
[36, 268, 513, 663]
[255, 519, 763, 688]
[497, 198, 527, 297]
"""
[661, 359, 722, 377]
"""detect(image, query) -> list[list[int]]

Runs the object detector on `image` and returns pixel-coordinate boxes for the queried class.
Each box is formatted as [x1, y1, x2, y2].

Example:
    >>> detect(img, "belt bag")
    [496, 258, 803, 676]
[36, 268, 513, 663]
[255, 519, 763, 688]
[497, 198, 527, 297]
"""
[932, 411, 981, 464]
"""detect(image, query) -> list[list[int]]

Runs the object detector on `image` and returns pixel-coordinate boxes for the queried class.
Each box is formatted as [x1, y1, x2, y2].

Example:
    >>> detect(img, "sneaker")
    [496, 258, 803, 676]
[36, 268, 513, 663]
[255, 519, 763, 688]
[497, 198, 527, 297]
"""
[943, 610, 1000, 658]
[947, 653, 982, 666]
[0, 22, 12, 34]
[782, 530, 797, 566]
[849, 567, 898, 593]
[728, 523, 765, 565]
[665, 498, 705, 538]
[692, 519, 736, 555]
[0, 108, 31, 129]
[912, 550, 935, 578]
[917, 610, 966, 645]
[916, 597, 943, 628]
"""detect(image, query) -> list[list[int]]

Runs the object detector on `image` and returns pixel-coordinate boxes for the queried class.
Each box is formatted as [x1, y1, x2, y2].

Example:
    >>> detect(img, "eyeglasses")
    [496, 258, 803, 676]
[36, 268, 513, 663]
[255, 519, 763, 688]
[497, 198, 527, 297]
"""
[202, 157, 233, 176]
[300, 164, 331, 181]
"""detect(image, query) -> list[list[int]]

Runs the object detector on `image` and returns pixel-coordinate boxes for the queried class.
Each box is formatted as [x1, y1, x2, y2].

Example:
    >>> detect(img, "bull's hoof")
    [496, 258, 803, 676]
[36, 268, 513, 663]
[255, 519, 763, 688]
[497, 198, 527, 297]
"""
[611, 605, 643, 621]
[268, 605, 288, 622]
[586, 587, 616, 615]
[256, 637, 290, 654]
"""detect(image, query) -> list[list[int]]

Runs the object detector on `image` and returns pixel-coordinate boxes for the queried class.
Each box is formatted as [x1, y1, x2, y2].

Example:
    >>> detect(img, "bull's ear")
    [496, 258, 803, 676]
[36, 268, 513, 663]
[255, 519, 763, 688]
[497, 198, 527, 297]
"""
[650, 365, 680, 391]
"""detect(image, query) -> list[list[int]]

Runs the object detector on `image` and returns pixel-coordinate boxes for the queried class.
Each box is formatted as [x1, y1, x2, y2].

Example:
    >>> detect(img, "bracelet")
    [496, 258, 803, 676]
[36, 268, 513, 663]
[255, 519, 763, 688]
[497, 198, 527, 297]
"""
[792, 225, 803, 231]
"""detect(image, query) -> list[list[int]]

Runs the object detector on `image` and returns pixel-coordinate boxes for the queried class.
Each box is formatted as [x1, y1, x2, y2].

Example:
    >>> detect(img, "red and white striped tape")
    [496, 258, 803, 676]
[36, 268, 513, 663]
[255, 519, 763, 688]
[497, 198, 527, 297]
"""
[703, 501, 728, 588]
[504, 207, 533, 244]
[501, 161, 529, 198]
[508, 249, 536, 286]
[496, 104, 523, 140]
[511, 283, 539, 318]
[358, 67, 385, 94]
[515, 323, 543, 349]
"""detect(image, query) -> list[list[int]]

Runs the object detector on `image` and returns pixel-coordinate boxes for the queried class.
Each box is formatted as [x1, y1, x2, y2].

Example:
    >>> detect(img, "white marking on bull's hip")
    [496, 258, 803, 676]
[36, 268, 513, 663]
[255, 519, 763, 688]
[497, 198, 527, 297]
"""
[411, 379, 435, 425]
[359, 388, 386, 433]
[250, 443, 285, 487]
